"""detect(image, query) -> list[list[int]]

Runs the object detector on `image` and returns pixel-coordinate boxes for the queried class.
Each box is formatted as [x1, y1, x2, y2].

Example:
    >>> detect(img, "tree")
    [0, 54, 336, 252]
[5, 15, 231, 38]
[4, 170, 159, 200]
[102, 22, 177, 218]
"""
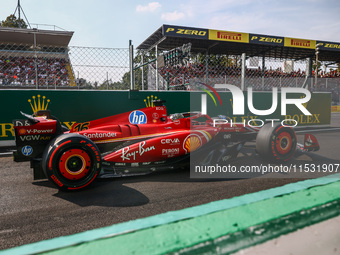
[196, 53, 239, 68]
[1, 14, 27, 28]
[133, 50, 156, 90]
[119, 50, 157, 90]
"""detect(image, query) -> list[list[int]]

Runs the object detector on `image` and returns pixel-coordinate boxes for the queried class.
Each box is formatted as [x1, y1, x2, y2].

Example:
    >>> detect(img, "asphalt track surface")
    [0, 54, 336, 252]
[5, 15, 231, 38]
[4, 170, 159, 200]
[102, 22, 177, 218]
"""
[1, 114, 339, 251]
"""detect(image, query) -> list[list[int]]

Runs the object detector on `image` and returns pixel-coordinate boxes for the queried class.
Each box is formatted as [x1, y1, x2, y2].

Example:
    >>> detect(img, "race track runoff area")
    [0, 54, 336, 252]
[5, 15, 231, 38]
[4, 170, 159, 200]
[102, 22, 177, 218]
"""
[2, 174, 340, 255]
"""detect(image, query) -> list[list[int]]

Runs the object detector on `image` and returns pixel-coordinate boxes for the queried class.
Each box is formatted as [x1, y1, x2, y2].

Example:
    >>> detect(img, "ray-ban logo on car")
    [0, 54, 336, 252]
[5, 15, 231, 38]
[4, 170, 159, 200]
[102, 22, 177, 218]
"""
[129, 110, 147, 124]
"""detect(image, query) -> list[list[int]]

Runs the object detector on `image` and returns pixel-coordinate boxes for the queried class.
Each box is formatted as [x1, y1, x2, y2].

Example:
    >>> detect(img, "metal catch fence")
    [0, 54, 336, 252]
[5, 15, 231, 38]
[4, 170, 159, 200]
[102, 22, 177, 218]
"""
[141, 52, 339, 104]
[69, 46, 130, 89]
[145, 53, 339, 89]
[0, 42, 339, 104]
[0, 43, 130, 89]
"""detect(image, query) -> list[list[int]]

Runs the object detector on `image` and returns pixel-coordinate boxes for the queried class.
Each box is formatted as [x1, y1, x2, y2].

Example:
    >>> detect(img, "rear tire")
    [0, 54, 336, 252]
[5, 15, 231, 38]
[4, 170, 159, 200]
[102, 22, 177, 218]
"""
[256, 123, 297, 162]
[42, 133, 101, 191]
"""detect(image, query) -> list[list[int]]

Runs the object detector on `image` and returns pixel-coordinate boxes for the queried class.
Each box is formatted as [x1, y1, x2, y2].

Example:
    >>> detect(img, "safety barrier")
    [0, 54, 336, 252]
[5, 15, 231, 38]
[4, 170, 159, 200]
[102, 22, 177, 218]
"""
[0, 90, 331, 145]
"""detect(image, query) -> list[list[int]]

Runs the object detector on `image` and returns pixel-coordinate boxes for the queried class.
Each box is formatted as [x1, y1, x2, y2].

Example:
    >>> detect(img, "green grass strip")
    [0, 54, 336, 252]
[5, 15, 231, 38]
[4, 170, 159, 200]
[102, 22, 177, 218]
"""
[2, 174, 340, 255]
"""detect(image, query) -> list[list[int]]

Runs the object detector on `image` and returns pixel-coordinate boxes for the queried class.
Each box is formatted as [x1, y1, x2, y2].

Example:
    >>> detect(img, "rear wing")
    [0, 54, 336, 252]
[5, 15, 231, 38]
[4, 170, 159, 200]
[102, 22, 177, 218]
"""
[12, 111, 62, 162]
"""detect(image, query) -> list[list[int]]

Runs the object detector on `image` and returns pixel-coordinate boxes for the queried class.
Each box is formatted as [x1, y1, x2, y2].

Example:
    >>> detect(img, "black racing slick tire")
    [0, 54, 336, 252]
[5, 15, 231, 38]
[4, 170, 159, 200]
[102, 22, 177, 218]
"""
[256, 123, 297, 162]
[42, 133, 101, 191]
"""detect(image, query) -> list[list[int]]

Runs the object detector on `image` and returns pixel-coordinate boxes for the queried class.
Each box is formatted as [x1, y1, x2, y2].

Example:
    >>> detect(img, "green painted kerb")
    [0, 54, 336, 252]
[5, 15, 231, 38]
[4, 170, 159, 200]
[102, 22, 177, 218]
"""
[45, 180, 340, 255]
[2, 174, 340, 255]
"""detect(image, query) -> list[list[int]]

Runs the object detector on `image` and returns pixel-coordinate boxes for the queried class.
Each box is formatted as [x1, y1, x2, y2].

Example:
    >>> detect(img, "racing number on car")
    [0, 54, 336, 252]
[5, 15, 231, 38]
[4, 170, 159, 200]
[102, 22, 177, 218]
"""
[73, 122, 90, 132]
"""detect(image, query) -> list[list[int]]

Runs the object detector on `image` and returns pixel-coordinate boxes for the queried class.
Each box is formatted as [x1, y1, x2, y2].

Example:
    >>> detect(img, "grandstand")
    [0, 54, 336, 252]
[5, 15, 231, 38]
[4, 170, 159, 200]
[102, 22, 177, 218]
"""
[0, 23, 339, 102]
[136, 24, 340, 100]
[0, 26, 75, 88]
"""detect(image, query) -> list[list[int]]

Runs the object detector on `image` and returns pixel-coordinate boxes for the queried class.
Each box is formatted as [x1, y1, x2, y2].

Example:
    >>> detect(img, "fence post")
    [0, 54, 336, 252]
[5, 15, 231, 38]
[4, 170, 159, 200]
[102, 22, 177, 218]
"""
[308, 57, 313, 89]
[129, 40, 135, 90]
[77, 71, 79, 90]
[141, 53, 144, 90]
[33, 29, 38, 89]
[205, 51, 209, 83]
[156, 44, 159, 90]
[107, 72, 109, 90]
[262, 54, 265, 90]
[241, 53, 246, 90]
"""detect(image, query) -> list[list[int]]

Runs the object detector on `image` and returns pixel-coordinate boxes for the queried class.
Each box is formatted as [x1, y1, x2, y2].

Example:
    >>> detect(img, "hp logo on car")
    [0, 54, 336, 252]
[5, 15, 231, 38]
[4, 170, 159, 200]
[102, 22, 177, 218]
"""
[129, 110, 147, 124]
[22, 145, 33, 156]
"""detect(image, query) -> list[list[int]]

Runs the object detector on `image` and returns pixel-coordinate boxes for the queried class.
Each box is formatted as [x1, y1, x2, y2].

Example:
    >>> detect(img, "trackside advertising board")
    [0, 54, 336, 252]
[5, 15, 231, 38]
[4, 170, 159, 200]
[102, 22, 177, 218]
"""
[0, 90, 331, 144]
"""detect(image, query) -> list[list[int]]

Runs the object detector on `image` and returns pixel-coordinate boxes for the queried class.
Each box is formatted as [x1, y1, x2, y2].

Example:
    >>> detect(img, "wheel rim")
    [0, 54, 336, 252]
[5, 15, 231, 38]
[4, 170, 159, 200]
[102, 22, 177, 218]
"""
[275, 131, 292, 155]
[59, 149, 91, 180]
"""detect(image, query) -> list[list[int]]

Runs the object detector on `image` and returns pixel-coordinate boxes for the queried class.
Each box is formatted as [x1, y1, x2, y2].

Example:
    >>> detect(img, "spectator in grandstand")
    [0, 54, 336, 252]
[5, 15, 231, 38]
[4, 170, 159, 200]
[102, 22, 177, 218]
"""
[0, 56, 70, 86]
[157, 61, 339, 93]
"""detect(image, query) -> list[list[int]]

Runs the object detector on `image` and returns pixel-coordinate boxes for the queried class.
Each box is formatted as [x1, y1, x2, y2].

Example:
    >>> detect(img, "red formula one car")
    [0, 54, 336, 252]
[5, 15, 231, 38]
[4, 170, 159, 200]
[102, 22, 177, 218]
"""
[13, 100, 320, 191]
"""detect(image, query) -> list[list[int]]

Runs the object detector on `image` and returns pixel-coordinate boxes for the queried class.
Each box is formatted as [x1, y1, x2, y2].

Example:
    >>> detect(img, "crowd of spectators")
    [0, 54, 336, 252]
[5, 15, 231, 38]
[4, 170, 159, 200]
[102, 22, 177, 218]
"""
[156, 63, 340, 104]
[317, 69, 340, 78]
[158, 63, 340, 92]
[0, 56, 70, 86]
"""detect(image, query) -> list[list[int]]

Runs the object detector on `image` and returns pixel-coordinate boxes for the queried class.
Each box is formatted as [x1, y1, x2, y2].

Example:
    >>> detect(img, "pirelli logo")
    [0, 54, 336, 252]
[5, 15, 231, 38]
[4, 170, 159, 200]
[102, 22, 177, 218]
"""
[209, 29, 249, 43]
[217, 32, 241, 41]
[285, 37, 316, 49]
[291, 39, 310, 47]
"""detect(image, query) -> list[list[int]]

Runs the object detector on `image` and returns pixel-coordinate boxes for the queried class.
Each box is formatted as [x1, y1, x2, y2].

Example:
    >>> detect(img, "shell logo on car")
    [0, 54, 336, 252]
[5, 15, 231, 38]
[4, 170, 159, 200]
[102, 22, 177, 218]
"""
[183, 134, 202, 153]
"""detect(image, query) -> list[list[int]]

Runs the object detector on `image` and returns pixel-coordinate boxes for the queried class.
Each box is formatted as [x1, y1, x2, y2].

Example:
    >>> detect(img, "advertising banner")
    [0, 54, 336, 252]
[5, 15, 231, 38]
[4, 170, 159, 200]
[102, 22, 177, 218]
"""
[0, 90, 191, 143]
[209, 29, 249, 43]
[316, 41, 340, 51]
[160, 25, 340, 54]
[0, 90, 331, 144]
[163, 25, 208, 40]
[249, 33, 284, 46]
[284, 37, 316, 49]
[331, 105, 340, 112]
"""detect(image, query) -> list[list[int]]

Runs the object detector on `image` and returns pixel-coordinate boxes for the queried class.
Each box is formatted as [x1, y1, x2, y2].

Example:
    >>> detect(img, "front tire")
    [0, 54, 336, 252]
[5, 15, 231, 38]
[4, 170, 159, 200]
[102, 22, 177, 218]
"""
[256, 123, 297, 162]
[42, 133, 101, 191]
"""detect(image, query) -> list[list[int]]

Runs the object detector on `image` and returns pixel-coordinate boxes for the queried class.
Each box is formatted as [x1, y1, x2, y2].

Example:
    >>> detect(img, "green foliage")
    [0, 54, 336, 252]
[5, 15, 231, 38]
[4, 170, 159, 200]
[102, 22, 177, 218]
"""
[96, 80, 127, 90]
[1, 14, 28, 28]
[195, 53, 239, 67]
[93, 50, 157, 90]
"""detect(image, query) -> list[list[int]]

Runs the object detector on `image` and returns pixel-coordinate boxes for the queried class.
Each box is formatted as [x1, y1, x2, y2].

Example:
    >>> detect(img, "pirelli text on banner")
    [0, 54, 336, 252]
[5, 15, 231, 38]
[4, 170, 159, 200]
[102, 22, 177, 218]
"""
[284, 37, 316, 49]
[209, 29, 249, 43]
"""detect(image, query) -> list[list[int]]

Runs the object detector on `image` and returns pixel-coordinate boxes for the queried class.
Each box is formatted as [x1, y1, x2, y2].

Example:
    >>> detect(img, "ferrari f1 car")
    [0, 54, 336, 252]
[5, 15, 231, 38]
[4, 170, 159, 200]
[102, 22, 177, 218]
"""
[13, 100, 320, 191]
